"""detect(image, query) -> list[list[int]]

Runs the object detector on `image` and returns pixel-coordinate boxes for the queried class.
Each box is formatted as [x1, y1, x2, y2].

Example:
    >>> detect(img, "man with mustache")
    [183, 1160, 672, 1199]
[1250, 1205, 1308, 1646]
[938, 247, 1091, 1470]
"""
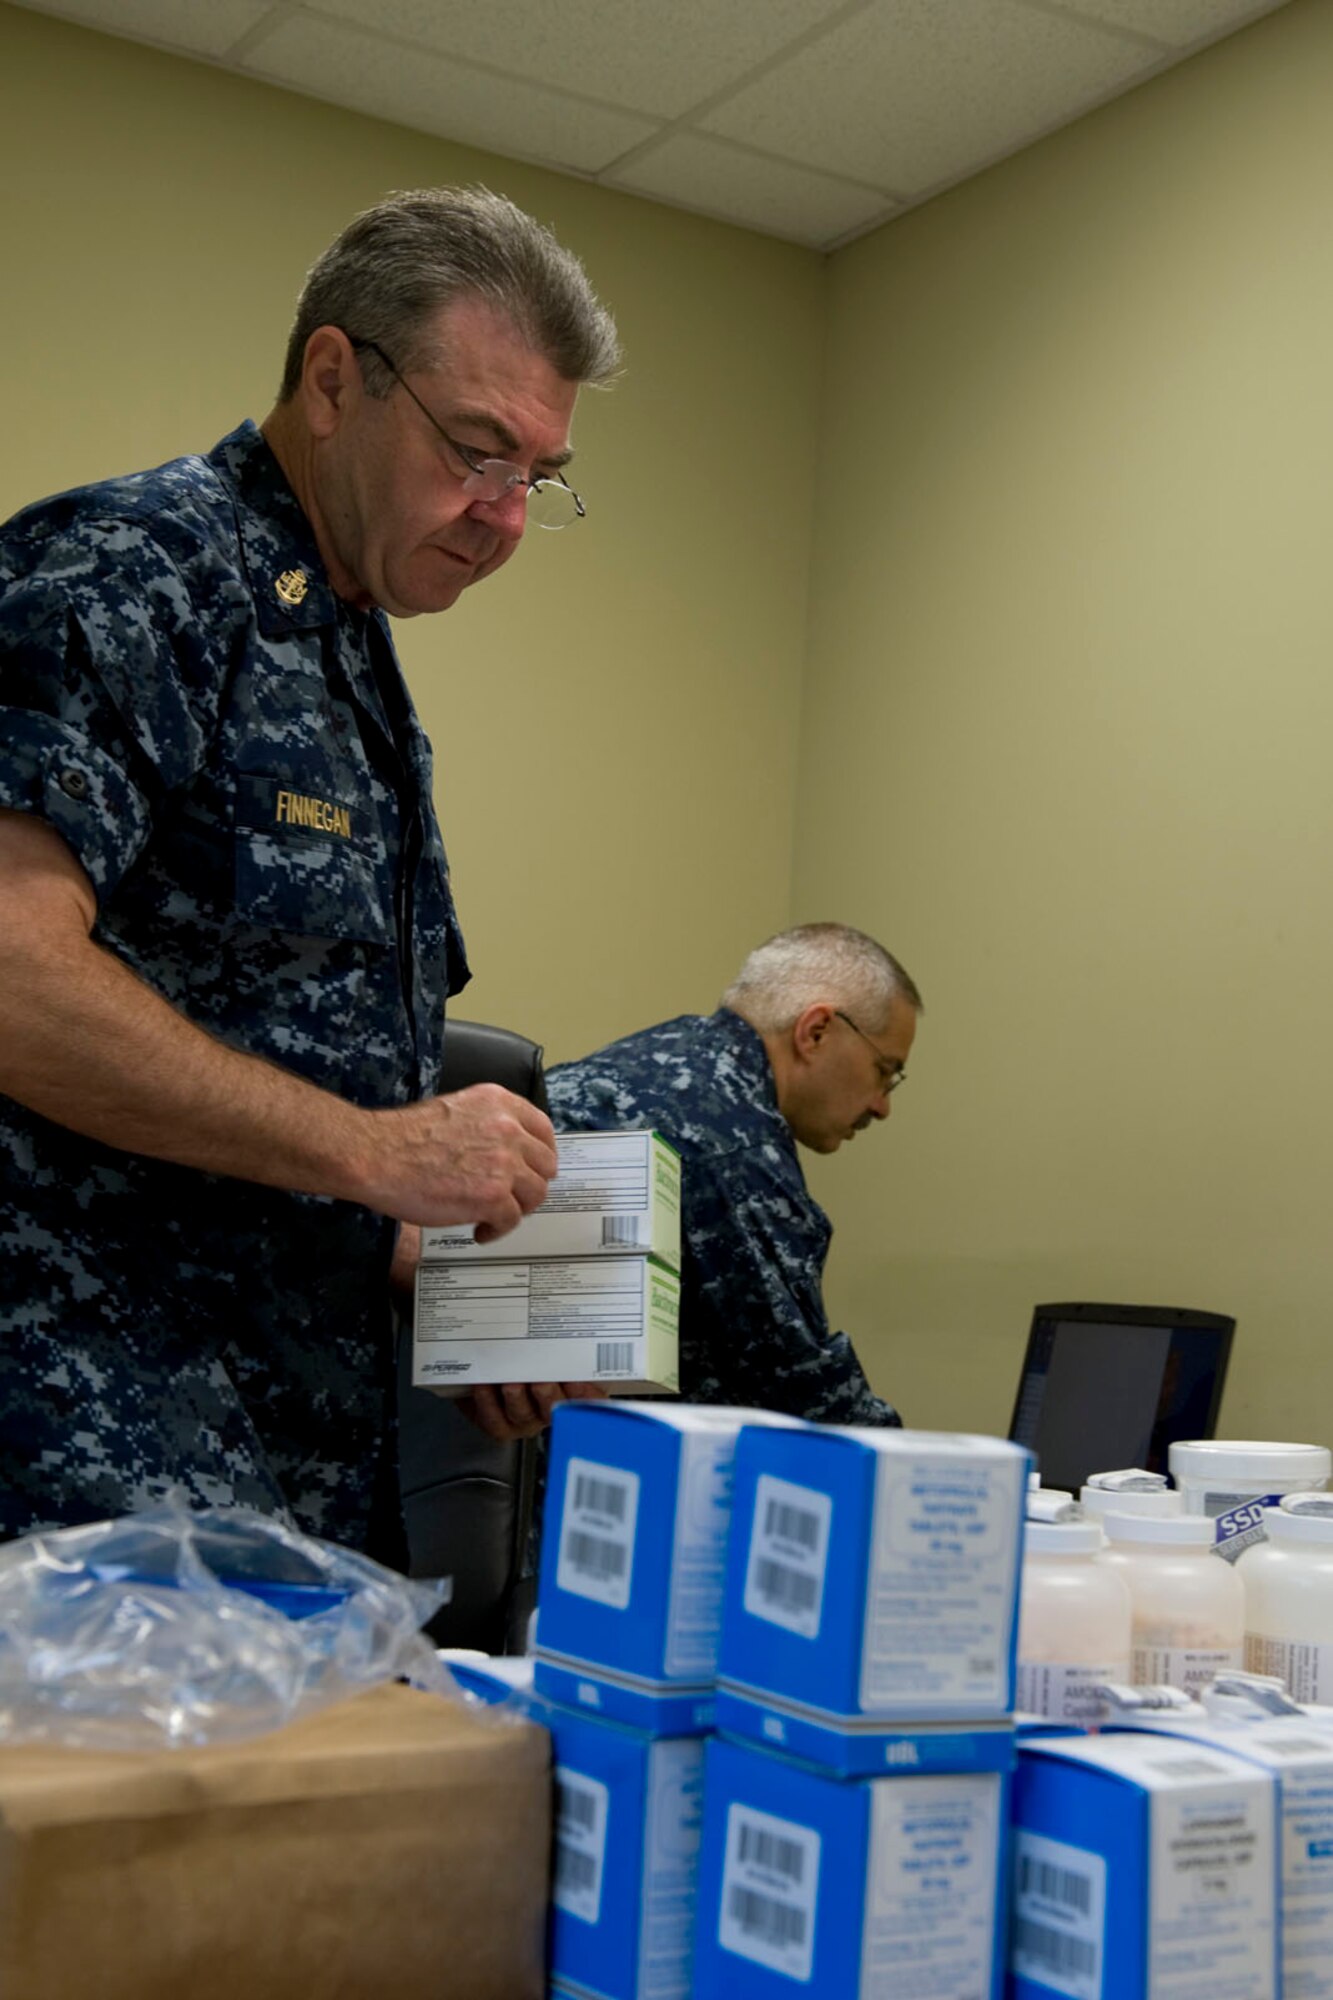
[545, 923, 920, 1423]
[0, 186, 619, 1554]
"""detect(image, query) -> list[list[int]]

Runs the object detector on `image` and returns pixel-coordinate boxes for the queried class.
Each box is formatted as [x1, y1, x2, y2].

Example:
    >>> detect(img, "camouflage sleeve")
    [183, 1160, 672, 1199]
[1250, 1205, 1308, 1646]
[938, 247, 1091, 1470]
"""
[684, 1149, 902, 1427]
[0, 519, 218, 896]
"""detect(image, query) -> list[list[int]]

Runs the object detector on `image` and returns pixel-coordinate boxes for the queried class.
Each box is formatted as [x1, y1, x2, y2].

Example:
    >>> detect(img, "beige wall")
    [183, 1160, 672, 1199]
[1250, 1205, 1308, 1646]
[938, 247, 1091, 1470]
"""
[798, 0, 1333, 1443]
[0, 1, 823, 1058]
[5, 0, 1331, 1451]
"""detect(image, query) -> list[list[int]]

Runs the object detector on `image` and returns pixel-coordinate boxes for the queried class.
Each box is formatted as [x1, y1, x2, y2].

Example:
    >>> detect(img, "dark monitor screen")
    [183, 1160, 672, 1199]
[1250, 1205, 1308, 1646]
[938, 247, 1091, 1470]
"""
[1007, 1302, 1234, 1493]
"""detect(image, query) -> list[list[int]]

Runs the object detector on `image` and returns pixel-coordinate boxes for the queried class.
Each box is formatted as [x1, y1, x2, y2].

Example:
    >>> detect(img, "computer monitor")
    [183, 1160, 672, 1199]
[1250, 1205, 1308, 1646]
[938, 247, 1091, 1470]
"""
[1007, 1301, 1234, 1494]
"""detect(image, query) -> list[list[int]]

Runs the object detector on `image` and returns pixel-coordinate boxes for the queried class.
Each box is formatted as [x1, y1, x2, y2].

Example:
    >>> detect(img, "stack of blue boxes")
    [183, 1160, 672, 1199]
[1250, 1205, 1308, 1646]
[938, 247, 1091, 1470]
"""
[529, 1399, 808, 2000]
[517, 1404, 1032, 1998]
[694, 1423, 1031, 1997]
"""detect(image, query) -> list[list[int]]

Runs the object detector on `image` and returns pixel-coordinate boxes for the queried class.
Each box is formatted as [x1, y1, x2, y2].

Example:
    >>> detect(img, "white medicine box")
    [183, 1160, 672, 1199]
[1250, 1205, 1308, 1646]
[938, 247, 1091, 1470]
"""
[413, 1254, 679, 1396]
[421, 1130, 681, 1269]
[716, 1426, 1029, 1762]
[692, 1734, 1010, 1999]
[1105, 1701, 1333, 2000]
[546, 1705, 706, 2000]
[1010, 1731, 1278, 2000]
[534, 1402, 808, 1734]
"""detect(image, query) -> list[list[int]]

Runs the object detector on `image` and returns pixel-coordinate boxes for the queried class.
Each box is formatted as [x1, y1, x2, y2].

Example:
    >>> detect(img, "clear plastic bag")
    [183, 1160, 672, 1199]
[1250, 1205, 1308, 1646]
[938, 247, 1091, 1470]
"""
[0, 1494, 455, 1750]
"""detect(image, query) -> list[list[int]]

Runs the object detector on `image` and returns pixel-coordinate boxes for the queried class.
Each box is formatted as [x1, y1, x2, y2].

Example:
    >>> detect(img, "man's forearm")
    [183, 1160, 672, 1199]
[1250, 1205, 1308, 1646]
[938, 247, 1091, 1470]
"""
[0, 812, 558, 1232]
[1, 913, 377, 1201]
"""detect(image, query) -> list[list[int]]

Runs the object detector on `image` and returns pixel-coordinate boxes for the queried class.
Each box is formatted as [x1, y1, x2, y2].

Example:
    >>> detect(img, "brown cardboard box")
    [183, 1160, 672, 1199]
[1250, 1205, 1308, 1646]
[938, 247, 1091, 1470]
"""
[0, 1681, 550, 2000]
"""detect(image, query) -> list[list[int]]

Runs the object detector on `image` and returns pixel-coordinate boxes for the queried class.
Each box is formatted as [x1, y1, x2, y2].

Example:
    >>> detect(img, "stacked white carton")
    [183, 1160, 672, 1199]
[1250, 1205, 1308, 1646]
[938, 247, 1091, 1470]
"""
[411, 1130, 682, 1397]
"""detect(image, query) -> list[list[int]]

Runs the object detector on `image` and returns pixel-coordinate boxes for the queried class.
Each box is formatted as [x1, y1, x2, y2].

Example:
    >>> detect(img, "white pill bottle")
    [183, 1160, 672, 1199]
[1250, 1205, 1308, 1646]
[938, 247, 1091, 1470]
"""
[1101, 1511, 1245, 1699]
[1015, 1519, 1133, 1722]
[1079, 1483, 1183, 1524]
[1237, 1498, 1333, 1703]
[1168, 1441, 1331, 1563]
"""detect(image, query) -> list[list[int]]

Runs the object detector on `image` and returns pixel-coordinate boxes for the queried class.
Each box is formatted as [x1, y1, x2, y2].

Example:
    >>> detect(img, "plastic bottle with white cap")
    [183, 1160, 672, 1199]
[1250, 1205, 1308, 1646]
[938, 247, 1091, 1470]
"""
[1015, 1518, 1133, 1722]
[1168, 1440, 1331, 1563]
[1080, 1468, 1183, 1524]
[1236, 1493, 1333, 1703]
[1101, 1509, 1245, 1698]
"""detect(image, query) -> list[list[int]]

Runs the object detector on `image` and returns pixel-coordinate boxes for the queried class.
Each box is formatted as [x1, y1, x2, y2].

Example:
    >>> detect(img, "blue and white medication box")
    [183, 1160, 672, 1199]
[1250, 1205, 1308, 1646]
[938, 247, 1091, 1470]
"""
[692, 1734, 1009, 1999]
[438, 1652, 704, 2000]
[535, 1403, 806, 1735]
[1010, 1732, 1278, 2000]
[547, 1706, 706, 2000]
[438, 1652, 536, 1706]
[1102, 1691, 1333, 2000]
[716, 1428, 1029, 1765]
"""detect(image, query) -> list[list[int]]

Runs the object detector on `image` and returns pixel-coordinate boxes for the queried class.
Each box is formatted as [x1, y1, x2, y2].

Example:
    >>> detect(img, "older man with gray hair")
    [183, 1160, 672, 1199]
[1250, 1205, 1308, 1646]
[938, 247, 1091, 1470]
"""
[545, 923, 922, 1423]
[0, 185, 618, 1554]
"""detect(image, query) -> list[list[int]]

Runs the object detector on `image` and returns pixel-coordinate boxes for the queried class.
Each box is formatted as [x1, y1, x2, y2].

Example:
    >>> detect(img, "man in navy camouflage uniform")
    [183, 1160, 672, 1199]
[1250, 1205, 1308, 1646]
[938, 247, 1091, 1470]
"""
[0, 188, 619, 1552]
[546, 924, 921, 1423]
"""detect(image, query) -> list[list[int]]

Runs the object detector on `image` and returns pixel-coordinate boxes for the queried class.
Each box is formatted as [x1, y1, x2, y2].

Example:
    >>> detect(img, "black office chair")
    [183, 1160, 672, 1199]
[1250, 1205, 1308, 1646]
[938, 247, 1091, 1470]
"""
[395, 1018, 547, 1654]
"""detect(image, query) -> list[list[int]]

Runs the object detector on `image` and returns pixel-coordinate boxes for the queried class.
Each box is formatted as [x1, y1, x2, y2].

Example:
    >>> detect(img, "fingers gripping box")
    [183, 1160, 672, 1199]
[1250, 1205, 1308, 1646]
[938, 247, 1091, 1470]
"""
[423, 1131, 682, 1270]
[534, 1403, 807, 1735]
[692, 1734, 1010, 1999]
[1010, 1732, 1278, 2000]
[716, 1428, 1029, 1772]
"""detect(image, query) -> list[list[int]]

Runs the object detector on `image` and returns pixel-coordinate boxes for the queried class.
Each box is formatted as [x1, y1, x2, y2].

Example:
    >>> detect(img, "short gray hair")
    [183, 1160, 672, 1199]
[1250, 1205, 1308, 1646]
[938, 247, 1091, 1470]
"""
[721, 923, 923, 1034]
[278, 184, 621, 400]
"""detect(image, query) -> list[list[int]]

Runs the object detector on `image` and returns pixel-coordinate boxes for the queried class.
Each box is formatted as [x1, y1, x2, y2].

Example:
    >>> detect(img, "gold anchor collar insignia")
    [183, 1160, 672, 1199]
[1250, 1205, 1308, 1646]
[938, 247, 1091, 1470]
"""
[275, 568, 308, 607]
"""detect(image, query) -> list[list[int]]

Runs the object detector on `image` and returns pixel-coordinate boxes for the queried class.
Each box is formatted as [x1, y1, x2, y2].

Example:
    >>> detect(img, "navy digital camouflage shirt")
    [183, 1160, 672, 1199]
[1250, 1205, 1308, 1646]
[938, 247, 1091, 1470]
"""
[0, 421, 469, 1548]
[545, 1009, 901, 1424]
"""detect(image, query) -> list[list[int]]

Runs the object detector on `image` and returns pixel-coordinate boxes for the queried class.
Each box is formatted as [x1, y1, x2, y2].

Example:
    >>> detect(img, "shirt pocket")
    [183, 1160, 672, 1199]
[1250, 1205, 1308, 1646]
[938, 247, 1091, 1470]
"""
[233, 769, 390, 945]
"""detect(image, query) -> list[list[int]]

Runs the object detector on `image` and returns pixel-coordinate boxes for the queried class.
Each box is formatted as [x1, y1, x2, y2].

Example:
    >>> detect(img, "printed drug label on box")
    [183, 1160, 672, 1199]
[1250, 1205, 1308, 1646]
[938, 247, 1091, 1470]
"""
[1011, 1732, 1277, 2000]
[557, 1457, 642, 1611]
[424, 1130, 682, 1269]
[718, 1802, 820, 1982]
[858, 1773, 1002, 1998]
[414, 1256, 678, 1393]
[553, 1768, 610, 1925]
[742, 1474, 832, 1640]
[860, 1449, 1017, 1709]
[1011, 1830, 1106, 2000]
[549, 1720, 705, 2000]
[697, 1739, 1010, 1999]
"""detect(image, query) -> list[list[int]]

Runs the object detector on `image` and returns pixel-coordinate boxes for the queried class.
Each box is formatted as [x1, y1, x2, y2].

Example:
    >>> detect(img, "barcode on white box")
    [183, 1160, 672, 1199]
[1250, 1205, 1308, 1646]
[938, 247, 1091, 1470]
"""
[718, 1803, 820, 1982]
[552, 1768, 608, 1925]
[1018, 1852, 1092, 1917]
[600, 1217, 642, 1247]
[556, 1456, 640, 1611]
[595, 1340, 636, 1377]
[1013, 1920, 1098, 1983]
[1011, 1830, 1104, 2000]
[742, 1474, 832, 1640]
[1143, 1754, 1230, 1780]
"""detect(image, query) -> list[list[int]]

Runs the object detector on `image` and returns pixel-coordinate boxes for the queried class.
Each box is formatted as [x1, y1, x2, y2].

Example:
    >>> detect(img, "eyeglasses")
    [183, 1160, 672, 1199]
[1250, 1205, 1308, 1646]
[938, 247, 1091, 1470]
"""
[834, 1009, 907, 1095]
[347, 336, 585, 530]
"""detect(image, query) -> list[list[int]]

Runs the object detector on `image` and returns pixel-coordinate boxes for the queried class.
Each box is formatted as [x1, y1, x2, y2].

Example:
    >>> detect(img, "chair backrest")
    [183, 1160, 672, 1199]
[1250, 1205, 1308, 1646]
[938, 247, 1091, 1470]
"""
[396, 1017, 547, 1653]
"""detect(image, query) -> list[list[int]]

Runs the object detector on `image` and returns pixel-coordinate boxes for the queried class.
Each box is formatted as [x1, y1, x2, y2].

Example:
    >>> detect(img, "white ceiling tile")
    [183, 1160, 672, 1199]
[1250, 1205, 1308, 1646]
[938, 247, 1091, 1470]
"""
[1030, 0, 1292, 53]
[702, 0, 1167, 195]
[606, 134, 897, 248]
[12, 0, 277, 59]
[240, 11, 661, 172]
[10, 0, 1297, 247]
[311, 0, 862, 118]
